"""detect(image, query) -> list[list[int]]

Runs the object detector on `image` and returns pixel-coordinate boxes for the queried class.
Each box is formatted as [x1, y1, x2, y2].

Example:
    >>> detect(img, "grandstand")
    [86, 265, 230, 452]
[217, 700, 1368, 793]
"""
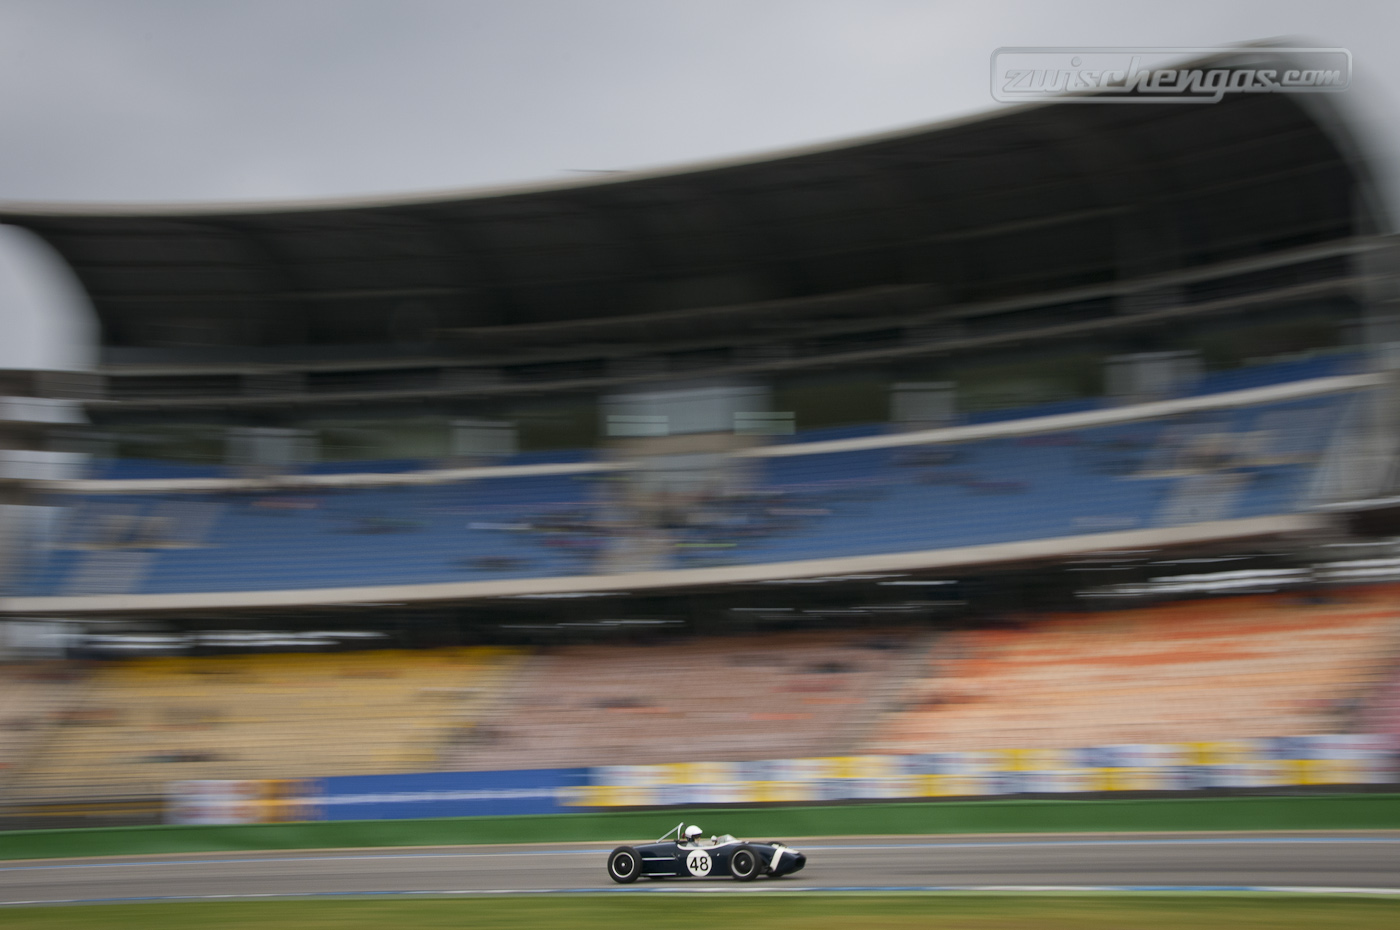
[0, 663, 84, 787]
[449, 629, 930, 771]
[6, 647, 525, 801]
[1363, 669, 1400, 740]
[0, 51, 1384, 460]
[0, 51, 1390, 612]
[0, 373, 1369, 609]
[1, 49, 1398, 817]
[5, 586, 1395, 803]
[867, 588, 1400, 754]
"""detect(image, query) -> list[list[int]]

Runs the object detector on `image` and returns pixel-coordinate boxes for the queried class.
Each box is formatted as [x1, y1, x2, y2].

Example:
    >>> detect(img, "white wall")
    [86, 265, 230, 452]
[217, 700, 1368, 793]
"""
[0, 224, 98, 372]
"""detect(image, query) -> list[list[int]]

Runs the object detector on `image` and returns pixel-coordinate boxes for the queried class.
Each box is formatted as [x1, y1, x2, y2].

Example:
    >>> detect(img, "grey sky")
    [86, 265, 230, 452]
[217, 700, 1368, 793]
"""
[1, 0, 1397, 204]
[0, 0, 1397, 368]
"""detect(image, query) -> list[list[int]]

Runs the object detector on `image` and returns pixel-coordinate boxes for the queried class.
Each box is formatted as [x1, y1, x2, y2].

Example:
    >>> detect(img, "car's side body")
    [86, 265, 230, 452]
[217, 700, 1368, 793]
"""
[607, 831, 805, 883]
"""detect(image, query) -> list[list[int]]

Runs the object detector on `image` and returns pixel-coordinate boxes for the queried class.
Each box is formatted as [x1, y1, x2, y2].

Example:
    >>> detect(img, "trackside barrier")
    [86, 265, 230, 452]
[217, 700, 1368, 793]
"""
[166, 734, 1395, 823]
[168, 768, 589, 825]
[575, 734, 1397, 808]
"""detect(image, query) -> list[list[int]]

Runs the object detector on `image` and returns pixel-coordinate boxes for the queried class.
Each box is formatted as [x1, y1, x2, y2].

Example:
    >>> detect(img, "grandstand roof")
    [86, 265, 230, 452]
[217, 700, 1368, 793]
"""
[0, 61, 1381, 370]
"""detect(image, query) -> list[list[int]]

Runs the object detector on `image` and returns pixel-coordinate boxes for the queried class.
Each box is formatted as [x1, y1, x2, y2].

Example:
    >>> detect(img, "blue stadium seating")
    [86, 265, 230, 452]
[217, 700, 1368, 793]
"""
[13, 392, 1348, 597]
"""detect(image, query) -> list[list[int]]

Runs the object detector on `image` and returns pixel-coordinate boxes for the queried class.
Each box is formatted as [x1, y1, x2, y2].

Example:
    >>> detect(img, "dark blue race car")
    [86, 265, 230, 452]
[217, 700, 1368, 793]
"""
[607, 823, 807, 883]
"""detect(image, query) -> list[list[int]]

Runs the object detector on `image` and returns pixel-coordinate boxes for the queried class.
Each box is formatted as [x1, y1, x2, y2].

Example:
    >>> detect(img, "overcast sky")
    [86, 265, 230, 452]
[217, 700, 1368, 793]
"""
[1, 0, 1398, 368]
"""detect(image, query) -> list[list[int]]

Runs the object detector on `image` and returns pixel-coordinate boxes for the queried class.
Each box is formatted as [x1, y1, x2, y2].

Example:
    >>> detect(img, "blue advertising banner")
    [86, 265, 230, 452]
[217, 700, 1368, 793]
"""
[309, 767, 591, 821]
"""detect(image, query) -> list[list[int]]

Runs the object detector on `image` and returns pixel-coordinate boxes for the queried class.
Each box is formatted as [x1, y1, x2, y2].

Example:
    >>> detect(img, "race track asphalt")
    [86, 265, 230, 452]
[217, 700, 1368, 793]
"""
[3, 832, 1399, 905]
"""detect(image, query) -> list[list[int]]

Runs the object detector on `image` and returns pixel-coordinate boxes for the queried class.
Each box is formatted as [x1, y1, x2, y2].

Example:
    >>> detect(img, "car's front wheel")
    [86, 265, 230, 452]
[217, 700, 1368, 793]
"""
[607, 846, 641, 883]
[729, 845, 761, 881]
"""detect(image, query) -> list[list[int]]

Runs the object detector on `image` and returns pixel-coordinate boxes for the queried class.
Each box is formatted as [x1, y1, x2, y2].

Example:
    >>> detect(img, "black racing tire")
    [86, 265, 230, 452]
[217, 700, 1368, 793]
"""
[608, 846, 641, 884]
[729, 845, 761, 882]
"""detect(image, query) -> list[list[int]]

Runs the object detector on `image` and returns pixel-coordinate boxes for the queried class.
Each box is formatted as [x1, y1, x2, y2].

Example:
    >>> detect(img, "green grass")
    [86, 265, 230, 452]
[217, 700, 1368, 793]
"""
[4, 894, 1399, 930]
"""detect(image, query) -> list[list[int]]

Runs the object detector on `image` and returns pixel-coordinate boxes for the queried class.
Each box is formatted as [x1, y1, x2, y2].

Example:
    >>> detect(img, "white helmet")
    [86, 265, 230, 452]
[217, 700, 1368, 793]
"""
[683, 825, 704, 842]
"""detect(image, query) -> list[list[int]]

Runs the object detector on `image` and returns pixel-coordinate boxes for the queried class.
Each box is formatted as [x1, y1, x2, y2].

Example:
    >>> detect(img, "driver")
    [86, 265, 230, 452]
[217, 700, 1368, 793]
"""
[683, 824, 705, 846]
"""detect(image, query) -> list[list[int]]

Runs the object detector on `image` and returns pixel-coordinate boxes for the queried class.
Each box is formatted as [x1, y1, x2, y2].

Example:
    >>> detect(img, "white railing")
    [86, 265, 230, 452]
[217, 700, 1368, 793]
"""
[35, 373, 1383, 495]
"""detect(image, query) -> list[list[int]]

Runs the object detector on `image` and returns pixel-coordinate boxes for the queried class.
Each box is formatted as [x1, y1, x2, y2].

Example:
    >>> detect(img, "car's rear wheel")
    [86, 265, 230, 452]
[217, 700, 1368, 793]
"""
[607, 846, 641, 883]
[729, 845, 760, 881]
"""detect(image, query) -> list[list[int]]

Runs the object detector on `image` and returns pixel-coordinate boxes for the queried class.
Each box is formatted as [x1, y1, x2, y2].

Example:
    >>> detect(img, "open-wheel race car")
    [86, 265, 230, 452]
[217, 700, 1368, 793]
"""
[607, 823, 806, 883]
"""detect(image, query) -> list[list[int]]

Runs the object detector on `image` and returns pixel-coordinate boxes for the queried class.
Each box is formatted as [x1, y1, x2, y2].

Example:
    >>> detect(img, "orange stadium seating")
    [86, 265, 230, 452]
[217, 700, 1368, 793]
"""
[445, 629, 934, 771]
[866, 587, 1400, 755]
[7, 588, 1397, 802]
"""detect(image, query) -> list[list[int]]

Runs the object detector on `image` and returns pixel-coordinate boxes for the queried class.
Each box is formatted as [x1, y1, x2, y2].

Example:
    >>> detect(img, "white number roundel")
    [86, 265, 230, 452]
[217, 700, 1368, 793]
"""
[685, 848, 712, 876]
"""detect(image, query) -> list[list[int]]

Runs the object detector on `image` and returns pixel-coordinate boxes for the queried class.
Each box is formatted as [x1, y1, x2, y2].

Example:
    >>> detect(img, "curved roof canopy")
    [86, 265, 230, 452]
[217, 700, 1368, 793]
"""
[0, 70, 1376, 368]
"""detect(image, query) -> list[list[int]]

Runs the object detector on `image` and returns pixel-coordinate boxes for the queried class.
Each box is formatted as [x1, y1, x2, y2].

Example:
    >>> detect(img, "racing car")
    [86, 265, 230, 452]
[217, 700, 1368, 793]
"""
[607, 823, 806, 883]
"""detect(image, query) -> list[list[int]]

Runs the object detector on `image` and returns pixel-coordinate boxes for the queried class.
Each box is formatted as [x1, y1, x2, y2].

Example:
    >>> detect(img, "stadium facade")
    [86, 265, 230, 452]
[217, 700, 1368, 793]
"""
[1, 48, 1398, 619]
[3, 50, 1400, 821]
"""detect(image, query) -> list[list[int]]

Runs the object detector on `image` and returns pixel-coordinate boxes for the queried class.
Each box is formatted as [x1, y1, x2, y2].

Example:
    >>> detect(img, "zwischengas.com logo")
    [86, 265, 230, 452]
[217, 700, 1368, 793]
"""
[991, 47, 1351, 104]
